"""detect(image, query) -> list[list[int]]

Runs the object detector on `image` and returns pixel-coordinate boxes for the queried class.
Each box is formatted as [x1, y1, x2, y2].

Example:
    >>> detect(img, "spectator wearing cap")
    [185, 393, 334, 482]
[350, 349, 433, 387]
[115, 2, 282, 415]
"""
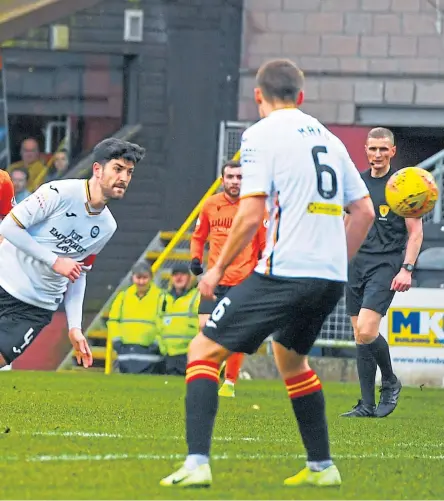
[157, 264, 200, 376]
[107, 261, 164, 374]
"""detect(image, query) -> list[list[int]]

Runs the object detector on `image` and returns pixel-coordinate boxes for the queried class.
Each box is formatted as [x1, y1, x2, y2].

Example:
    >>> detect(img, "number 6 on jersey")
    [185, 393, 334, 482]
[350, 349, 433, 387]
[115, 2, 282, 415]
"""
[312, 146, 338, 200]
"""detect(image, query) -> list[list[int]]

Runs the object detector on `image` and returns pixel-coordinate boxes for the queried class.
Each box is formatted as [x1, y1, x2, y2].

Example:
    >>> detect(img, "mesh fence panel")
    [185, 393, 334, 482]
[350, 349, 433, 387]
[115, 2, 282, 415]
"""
[318, 296, 354, 346]
[222, 121, 252, 165]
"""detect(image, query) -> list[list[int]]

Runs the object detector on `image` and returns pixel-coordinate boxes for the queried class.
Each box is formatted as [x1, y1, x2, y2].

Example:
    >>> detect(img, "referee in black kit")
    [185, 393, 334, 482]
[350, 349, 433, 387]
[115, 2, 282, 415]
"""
[341, 127, 423, 418]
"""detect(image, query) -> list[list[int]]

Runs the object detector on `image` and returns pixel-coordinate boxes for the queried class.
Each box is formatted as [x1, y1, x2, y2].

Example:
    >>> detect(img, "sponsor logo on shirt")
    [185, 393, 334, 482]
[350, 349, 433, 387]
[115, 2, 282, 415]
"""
[50, 227, 87, 253]
[210, 217, 233, 231]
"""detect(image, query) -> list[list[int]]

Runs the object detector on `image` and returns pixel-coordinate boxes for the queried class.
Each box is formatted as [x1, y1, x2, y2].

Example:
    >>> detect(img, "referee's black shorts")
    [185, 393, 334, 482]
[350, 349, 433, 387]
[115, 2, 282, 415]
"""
[345, 251, 403, 317]
[202, 272, 344, 355]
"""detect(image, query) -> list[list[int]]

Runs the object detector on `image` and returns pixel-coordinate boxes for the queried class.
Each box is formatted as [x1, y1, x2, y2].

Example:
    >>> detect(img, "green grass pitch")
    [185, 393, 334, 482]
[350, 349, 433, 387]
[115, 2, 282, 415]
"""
[0, 371, 442, 499]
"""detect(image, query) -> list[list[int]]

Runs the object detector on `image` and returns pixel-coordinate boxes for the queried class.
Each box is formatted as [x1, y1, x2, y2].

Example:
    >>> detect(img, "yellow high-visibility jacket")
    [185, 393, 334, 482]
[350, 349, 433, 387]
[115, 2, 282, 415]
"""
[157, 287, 200, 356]
[107, 283, 162, 347]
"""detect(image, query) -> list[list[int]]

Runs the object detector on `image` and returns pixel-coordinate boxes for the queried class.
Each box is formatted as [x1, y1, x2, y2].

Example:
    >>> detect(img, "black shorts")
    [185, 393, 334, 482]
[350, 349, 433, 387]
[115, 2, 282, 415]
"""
[0, 287, 53, 364]
[198, 285, 232, 315]
[202, 272, 344, 355]
[346, 252, 403, 317]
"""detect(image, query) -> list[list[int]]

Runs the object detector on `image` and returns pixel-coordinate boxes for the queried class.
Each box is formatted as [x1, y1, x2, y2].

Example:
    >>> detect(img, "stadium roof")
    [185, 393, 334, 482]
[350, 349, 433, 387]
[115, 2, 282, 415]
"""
[0, 0, 102, 43]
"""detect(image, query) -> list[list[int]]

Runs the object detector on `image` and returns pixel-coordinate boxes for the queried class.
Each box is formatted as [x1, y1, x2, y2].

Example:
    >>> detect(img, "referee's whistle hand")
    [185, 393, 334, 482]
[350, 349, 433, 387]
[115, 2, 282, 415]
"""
[52, 257, 84, 282]
[391, 269, 412, 293]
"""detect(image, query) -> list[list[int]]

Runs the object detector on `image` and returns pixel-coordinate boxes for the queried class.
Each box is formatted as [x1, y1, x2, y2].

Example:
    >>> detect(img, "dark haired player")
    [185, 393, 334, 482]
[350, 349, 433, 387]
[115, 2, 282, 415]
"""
[0, 138, 145, 368]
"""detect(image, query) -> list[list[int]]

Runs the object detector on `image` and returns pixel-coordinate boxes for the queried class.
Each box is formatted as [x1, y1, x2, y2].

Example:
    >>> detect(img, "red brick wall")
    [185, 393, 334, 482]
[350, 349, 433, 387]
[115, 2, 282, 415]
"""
[12, 312, 71, 371]
[328, 125, 371, 171]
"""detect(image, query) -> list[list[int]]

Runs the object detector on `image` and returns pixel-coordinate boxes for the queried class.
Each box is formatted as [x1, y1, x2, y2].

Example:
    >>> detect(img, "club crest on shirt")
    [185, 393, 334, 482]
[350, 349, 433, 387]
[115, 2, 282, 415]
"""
[379, 204, 390, 218]
[90, 226, 100, 238]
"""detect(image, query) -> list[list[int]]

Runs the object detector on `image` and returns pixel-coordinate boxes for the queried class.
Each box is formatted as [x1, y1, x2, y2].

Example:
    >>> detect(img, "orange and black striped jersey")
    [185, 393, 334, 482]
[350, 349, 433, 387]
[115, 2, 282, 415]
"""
[191, 191, 267, 286]
[0, 170, 14, 217]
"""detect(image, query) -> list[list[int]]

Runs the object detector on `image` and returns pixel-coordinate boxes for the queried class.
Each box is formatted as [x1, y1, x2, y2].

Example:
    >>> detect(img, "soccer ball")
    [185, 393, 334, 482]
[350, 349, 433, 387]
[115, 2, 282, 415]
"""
[385, 167, 438, 218]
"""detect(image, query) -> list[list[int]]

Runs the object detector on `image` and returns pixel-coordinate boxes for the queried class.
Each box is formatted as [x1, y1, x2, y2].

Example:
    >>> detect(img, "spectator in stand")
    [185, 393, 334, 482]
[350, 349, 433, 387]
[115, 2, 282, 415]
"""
[10, 167, 31, 203]
[46, 149, 69, 183]
[8, 138, 47, 192]
[108, 261, 164, 374]
[157, 264, 200, 376]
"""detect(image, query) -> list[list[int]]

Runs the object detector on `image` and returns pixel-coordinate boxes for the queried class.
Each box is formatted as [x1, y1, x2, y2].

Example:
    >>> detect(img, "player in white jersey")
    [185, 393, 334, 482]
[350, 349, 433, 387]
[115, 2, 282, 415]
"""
[0, 138, 145, 368]
[160, 59, 375, 489]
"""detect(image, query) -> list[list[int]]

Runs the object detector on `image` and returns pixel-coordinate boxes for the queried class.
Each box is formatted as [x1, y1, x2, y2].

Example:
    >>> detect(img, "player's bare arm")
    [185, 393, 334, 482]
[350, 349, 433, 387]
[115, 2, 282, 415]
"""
[390, 217, 423, 293]
[198, 195, 266, 299]
[345, 195, 375, 261]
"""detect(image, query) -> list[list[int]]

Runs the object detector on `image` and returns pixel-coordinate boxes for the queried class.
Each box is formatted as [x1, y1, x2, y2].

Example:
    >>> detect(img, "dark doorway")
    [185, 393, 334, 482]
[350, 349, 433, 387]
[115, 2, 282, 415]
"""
[390, 127, 444, 170]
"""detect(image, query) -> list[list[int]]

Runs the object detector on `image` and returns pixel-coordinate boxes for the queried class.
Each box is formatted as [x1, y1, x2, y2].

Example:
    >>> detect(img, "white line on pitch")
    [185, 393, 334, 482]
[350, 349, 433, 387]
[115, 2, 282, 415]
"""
[0, 452, 442, 463]
[29, 431, 126, 438]
[23, 431, 264, 442]
[19, 431, 444, 449]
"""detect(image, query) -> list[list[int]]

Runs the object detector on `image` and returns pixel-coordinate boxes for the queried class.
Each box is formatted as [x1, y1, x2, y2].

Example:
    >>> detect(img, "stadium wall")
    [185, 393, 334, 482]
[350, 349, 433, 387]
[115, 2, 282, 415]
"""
[239, 0, 444, 128]
[6, 0, 243, 230]
[4, 0, 244, 370]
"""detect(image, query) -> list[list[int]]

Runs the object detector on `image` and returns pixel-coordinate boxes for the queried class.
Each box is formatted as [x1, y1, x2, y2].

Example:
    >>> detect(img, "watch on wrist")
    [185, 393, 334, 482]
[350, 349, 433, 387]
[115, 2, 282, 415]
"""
[402, 263, 414, 272]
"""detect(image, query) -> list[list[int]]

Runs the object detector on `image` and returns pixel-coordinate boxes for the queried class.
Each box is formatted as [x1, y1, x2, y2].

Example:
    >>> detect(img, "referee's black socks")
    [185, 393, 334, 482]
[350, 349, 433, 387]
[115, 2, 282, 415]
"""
[285, 370, 331, 464]
[356, 344, 377, 406]
[367, 334, 397, 384]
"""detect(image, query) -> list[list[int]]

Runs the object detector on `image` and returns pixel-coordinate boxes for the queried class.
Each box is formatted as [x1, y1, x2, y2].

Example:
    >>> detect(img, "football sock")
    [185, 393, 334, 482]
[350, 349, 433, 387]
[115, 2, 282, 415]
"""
[367, 334, 397, 384]
[286, 370, 331, 463]
[184, 454, 209, 470]
[307, 459, 334, 472]
[185, 360, 219, 458]
[356, 343, 377, 406]
[225, 353, 244, 384]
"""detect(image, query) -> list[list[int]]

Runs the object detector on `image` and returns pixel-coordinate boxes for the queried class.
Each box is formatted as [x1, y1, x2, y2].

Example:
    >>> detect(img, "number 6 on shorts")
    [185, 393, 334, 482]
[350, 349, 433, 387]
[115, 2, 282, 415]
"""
[211, 297, 231, 322]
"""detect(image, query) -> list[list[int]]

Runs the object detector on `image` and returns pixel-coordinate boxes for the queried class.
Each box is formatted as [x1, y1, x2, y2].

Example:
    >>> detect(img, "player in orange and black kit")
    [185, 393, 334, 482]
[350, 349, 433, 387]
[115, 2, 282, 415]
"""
[0, 170, 14, 223]
[190, 160, 267, 397]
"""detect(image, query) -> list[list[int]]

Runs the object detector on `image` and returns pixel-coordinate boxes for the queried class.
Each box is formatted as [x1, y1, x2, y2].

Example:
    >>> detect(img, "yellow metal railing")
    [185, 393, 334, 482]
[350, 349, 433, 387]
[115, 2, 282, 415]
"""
[103, 150, 241, 374]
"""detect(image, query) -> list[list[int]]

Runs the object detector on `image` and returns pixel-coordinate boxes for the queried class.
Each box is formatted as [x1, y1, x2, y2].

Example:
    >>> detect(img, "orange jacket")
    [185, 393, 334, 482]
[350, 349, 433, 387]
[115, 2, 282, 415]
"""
[0, 170, 14, 217]
[191, 192, 267, 286]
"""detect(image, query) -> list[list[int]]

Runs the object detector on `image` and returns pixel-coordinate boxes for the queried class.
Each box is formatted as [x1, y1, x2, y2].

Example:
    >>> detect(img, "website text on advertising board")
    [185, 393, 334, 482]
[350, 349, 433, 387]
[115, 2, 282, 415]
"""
[393, 357, 444, 364]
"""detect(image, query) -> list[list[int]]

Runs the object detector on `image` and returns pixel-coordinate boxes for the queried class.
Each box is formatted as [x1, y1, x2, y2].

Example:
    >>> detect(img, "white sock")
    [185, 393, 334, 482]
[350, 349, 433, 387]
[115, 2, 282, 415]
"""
[224, 380, 234, 386]
[185, 454, 209, 470]
[307, 460, 333, 472]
